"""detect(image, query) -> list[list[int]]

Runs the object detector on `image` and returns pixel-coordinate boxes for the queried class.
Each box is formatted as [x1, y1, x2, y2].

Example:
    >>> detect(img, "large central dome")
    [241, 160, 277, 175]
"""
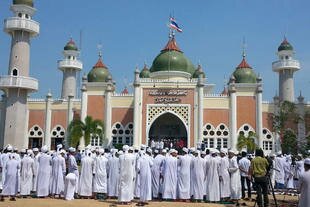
[150, 37, 195, 76]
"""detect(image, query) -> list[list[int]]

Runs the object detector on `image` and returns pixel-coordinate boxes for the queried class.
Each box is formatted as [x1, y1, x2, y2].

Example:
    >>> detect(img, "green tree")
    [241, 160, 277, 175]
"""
[237, 131, 258, 153]
[281, 129, 297, 155]
[67, 116, 104, 148]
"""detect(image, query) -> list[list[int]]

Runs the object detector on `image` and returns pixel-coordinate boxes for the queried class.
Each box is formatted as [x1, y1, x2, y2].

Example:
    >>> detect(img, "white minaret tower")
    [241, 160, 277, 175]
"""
[0, 0, 39, 148]
[272, 38, 300, 102]
[58, 39, 83, 99]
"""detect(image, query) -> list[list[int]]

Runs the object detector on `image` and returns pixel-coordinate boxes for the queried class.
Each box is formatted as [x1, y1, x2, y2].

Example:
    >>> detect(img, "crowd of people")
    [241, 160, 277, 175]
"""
[0, 143, 309, 207]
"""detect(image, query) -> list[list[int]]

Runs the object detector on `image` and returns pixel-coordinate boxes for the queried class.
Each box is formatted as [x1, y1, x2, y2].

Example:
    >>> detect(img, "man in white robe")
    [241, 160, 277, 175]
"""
[0, 145, 13, 188]
[93, 148, 108, 199]
[32, 148, 40, 193]
[298, 158, 310, 207]
[107, 149, 119, 198]
[50, 149, 66, 197]
[274, 152, 286, 190]
[206, 149, 221, 202]
[137, 150, 153, 206]
[162, 149, 178, 200]
[0, 154, 20, 201]
[68, 147, 79, 195]
[118, 145, 136, 204]
[20, 149, 35, 197]
[177, 148, 191, 200]
[191, 150, 206, 201]
[36, 146, 52, 197]
[219, 149, 231, 200]
[151, 149, 166, 199]
[228, 150, 242, 201]
[64, 173, 76, 201]
[78, 150, 94, 197]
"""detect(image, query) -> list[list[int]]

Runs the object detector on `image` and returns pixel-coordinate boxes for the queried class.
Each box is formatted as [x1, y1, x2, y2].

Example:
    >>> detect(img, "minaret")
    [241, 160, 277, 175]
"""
[58, 38, 83, 99]
[272, 38, 300, 102]
[0, 0, 39, 148]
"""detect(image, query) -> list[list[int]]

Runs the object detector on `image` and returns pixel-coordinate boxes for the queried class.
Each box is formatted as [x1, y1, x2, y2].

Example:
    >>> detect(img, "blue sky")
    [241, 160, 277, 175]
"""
[0, 0, 309, 101]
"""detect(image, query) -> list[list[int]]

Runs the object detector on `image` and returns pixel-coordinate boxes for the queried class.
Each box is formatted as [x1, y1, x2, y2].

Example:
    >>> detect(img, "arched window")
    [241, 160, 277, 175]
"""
[237, 124, 255, 138]
[51, 125, 65, 150]
[124, 122, 133, 146]
[12, 68, 18, 76]
[262, 128, 274, 152]
[28, 125, 44, 149]
[112, 122, 125, 145]
[202, 123, 216, 148]
[214, 123, 229, 149]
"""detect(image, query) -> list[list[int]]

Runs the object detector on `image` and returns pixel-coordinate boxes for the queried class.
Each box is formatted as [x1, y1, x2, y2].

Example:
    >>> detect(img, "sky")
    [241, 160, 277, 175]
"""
[0, 0, 309, 101]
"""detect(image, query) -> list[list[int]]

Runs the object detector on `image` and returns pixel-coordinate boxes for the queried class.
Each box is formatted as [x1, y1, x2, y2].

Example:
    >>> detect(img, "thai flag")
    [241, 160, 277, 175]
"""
[169, 17, 182, 33]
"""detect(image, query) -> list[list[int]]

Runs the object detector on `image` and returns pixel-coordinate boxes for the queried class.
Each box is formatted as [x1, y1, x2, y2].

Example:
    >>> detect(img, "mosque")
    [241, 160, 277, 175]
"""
[0, 0, 308, 154]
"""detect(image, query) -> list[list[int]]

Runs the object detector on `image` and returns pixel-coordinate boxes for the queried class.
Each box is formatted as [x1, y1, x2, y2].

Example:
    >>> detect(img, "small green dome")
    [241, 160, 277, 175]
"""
[64, 39, 78, 51]
[192, 64, 206, 78]
[150, 38, 195, 75]
[87, 58, 111, 82]
[278, 38, 293, 51]
[232, 58, 257, 83]
[139, 64, 150, 78]
[13, 0, 33, 7]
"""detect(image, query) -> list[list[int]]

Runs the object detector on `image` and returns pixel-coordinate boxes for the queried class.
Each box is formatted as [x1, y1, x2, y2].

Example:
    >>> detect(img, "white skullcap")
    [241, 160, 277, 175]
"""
[134, 146, 139, 150]
[68, 147, 76, 153]
[60, 149, 66, 154]
[201, 151, 206, 155]
[27, 149, 33, 155]
[220, 148, 228, 154]
[6, 145, 13, 151]
[162, 149, 167, 153]
[118, 151, 123, 155]
[147, 148, 152, 153]
[129, 146, 134, 151]
[99, 148, 104, 154]
[228, 149, 236, 154]
[276, 151, 282, 156]
[41, 145, 48, 153]
[57, 144, 63, 149]
[189, 147, 195, 152]
[140, 144, 146, 150]
[304, 158, 310, 165]
[154, 149, 159, 154]
[169, 149, 174, 154]
[123, 145, 129, 152]
[33, 148, 39, 152]
[20, 149, 26, 153]
[14, 147, 18, 151]
[182, 147, 189, 153]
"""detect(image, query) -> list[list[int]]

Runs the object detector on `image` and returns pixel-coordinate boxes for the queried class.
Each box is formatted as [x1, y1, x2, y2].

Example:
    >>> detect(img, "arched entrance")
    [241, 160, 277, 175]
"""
[148, 112, 187, 150]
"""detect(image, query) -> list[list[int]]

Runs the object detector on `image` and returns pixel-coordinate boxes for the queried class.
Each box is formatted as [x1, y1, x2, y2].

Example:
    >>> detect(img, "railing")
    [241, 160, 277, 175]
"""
[58, 59, 83, 70]
[204, 93, 228, 98]
[4, 17, 40, 36]
[140, 78, 198, 83]
[0, 75, 38, 91]
[272, 59, 300, 70]
[112, 93, 134, 97]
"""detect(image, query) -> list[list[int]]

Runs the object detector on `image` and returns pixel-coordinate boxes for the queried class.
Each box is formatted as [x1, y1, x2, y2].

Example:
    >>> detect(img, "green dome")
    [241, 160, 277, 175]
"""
[64, 39, 78, 51]
[150, 38, 195, 75]
[13, 0, 33, 7]
[87, 58, 111, 82]
[278, 38, 293, 51]
[232, 58, 257, 83]
[192, 64, 206, 78]
[139, 64, 150, 78]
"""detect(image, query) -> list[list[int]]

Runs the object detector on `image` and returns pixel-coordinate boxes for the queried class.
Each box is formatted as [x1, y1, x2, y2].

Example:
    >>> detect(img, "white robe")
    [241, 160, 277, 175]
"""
[191, 155, 206, 200]
[107, 155, 119, 197]
[64, 173, 76, 200]
[36, 153, 52, 197]
[0, 153, 10, 188]
[177, 154, 191, 199]
[151, 154, 165, 198]
[219, 156, 231, 198]
[274, 156, 286, 185]
[206, 156, 221, 201]
[32, 153, 40, 191]
[2, 159, 19, 196]
[50, 155, 66, 195]
[118, 152, 136, 202]
[229, 156, 241, 199]
[134, 153, 140, 198]
[68, 154, 79, 193]
[93, 155, 108, 193]
[20, 155, 35, 195]
[162, 155, 178, 199]
[298, 170, 310, 207]
[78, 156, 94, 196]
[137, 154, 153, 202]
[284, 161, 294, 189]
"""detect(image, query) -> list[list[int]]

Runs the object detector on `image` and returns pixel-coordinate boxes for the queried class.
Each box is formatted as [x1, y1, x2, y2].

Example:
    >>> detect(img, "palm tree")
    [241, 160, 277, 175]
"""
[237, 131, 258, 153]
[67, 116, 104, 148]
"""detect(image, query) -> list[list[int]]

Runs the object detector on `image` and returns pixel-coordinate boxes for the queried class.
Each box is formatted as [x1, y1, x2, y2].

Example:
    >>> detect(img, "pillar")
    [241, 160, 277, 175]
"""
[256, 76, 263, 148]
[197, 74, 204, 144]
[104, 77, 113, 146]
[79, 85, 87, 149]
[229, 77, 237, 150]
[44, 92, 52, 148]
[133, 69, 141, 147]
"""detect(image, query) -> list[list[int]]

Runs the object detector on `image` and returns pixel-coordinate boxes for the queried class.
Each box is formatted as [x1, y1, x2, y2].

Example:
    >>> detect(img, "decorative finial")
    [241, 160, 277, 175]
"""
[242, 36, 247, 58]
[97, 43, 103, 58]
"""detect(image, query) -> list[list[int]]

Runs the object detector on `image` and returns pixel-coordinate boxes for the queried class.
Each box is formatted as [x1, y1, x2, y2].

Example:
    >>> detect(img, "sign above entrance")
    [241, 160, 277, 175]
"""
[149, 89, 188, 104]
[149, 89, 188, 96]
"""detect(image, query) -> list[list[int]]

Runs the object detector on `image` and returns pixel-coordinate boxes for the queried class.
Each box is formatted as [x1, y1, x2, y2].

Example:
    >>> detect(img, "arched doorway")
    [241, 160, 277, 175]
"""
[148, 112, 187, 150]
